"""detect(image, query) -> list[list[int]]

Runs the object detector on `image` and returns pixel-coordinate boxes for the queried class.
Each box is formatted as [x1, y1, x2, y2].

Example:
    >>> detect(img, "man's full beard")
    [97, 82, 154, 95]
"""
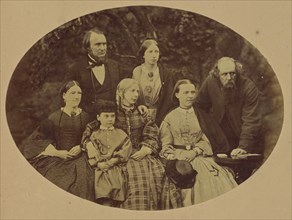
[222, 85, 238, 104]
[92, 54, 107, 65]
[223, 80, 236, 89]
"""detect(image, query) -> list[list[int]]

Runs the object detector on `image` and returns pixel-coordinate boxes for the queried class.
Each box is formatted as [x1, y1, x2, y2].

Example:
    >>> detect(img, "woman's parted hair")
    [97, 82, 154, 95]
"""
[171, 79, 195, 106]
[82, 27, 105, 50]
[137, 39, 159, 62]
[116, 78, 139, 107]
[59, 80, 81, 99]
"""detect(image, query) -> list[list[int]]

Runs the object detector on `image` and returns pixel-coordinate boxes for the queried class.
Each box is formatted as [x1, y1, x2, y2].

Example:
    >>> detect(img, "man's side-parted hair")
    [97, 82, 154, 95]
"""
[82, 27, 105, 50]
[209, 57, 244, 77]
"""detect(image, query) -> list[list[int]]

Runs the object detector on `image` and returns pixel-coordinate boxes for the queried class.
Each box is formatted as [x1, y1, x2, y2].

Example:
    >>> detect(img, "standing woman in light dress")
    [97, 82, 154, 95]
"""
[132, 39, 175, 126]
[159, 79, 237, 206]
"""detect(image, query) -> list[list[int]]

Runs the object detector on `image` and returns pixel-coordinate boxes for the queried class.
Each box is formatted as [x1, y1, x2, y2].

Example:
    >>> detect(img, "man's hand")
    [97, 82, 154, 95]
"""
[231, 147, 247, 156]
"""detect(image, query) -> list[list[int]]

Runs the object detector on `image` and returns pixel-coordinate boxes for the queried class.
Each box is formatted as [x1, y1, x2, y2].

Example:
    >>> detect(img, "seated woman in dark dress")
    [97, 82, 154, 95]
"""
[23, 80, 94, 201]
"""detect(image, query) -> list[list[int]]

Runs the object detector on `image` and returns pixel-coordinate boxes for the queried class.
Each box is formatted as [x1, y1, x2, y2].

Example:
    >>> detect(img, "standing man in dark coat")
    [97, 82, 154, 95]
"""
[194, 57, 262, 156]
[65, 28, 123, 116]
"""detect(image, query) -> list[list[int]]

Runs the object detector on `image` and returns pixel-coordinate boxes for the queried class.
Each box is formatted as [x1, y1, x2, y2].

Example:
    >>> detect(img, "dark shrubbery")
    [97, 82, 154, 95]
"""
[6, 6, 283, 161]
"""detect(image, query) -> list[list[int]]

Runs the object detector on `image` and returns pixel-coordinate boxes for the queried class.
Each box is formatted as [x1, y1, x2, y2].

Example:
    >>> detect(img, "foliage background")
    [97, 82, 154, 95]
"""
[6, 6, 283, 162]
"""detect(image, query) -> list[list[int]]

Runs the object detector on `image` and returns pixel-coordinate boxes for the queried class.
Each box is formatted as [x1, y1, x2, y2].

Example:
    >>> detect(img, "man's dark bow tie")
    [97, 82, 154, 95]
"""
[70, 111, 77, 117]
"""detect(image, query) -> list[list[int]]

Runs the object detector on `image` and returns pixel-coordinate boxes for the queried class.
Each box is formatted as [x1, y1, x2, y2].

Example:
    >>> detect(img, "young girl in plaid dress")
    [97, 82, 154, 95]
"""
[116, 78, 181, 210]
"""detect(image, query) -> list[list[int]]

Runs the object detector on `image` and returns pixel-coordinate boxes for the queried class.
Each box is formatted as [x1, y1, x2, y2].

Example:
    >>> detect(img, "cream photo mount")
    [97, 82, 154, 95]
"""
[1, 1, 291, 219]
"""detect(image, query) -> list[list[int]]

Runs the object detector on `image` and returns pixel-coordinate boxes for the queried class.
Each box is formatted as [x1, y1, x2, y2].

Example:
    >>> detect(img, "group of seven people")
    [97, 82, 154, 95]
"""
[23, 27, 262, 210]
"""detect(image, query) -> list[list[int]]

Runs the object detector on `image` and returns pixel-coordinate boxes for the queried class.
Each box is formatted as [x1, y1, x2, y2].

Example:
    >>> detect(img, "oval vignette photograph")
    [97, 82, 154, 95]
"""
[5, 5, 284, 211]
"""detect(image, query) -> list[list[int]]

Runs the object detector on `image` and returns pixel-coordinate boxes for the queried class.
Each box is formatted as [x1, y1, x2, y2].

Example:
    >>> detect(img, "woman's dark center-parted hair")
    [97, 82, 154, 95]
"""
[59, 80, 81, 100]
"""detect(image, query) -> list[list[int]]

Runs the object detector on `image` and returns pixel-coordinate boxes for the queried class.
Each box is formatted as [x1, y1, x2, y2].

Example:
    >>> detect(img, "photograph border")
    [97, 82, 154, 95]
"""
[1, 1, 291, 219]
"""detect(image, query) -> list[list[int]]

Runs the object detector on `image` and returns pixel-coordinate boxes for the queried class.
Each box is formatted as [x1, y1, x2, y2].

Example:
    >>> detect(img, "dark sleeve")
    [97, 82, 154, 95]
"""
[239, 82, 262, 151]
[115, 60, 122, 80]
[194, 76, 212, 111]
[194, 107, 230, 154]
[108, 59, 124, 83]
[22, 118, 55, 160]
[156, 66, 176, 126]
[162, 68, 176, 109]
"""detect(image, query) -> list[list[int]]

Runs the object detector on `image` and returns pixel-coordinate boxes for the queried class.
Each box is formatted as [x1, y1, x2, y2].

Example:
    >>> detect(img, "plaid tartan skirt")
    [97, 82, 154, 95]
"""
[120, 155, 182, 210]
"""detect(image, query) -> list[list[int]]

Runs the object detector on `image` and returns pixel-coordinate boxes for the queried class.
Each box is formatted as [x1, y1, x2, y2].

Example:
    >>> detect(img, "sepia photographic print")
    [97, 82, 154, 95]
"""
[1, 1, 291, 219]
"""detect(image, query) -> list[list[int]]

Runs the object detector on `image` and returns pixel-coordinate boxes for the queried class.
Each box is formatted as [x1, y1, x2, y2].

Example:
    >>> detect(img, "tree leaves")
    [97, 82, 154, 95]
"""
[6, 6, 283, 158]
